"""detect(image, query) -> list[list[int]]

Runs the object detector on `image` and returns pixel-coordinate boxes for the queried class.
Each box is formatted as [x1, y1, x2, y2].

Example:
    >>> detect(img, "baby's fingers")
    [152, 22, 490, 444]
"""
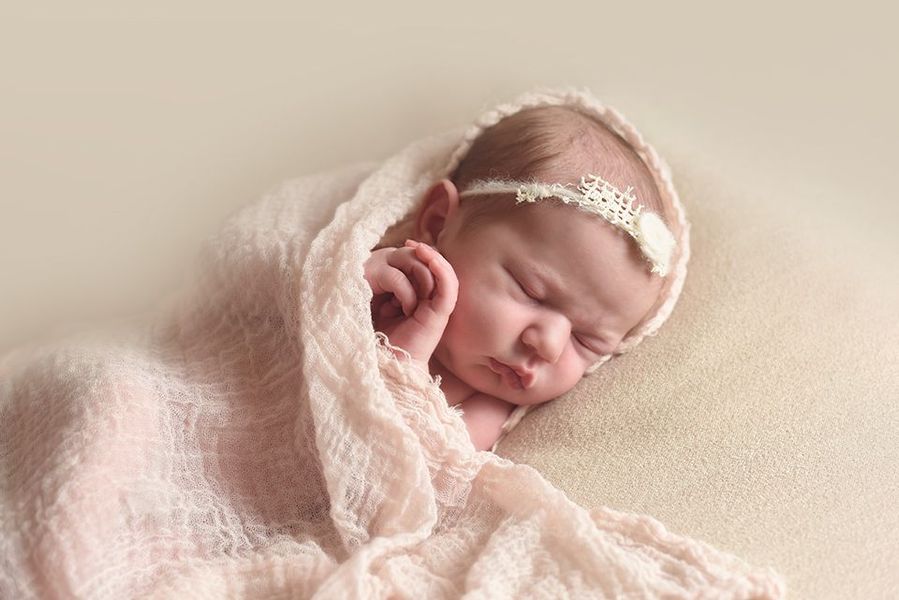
[373, 266, 418, 316]
[410, 262, 435, 299]
[390, 244, 436, 299]
[379, 297, 403, 319]
[408, 242, 458, 315]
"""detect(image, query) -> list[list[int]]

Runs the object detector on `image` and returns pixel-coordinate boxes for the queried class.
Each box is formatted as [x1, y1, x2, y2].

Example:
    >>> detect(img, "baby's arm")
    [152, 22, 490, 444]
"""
[457, 394, 516, 451]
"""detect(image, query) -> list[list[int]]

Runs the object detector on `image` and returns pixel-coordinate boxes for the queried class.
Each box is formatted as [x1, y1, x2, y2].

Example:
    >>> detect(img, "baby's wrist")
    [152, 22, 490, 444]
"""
[381, 335, 431, 369]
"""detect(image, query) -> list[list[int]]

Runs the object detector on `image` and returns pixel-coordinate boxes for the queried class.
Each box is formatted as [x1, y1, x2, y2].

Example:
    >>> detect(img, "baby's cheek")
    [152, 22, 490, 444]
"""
[453, 316, 494, 351]
[456, 288, 503, 329]
[477, 300, 509, 332]
[554, 353, 589, 390]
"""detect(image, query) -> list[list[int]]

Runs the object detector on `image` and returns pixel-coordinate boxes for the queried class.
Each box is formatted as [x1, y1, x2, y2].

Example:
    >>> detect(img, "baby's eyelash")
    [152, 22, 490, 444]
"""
[509, 271, 540, 303]
[574, 335, 601, 355]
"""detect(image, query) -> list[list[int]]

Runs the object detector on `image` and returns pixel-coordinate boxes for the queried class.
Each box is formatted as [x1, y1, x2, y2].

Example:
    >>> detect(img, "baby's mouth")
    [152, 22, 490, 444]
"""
[488, 358, 533, 390]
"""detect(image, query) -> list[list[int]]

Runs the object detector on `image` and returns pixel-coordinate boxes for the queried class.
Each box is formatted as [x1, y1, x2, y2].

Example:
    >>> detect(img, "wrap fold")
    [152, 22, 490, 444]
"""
[0, 88, 785, 598]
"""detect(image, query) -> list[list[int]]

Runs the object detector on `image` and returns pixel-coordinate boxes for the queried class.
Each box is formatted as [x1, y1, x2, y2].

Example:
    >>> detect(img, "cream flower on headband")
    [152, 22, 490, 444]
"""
[632, 211, 675, 276]
[458, 174, 676, 277]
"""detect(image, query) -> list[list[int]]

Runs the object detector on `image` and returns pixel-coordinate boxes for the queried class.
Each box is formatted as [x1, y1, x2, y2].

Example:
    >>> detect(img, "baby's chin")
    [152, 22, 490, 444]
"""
[502, 390, 558, 407]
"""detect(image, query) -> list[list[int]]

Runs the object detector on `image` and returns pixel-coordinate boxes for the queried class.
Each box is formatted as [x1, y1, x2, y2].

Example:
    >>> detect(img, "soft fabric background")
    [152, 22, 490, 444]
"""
[1, 2, 897, 598]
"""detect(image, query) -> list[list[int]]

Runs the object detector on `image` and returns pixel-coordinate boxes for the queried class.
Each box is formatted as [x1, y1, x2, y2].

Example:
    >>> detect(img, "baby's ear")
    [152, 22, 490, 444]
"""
[415, 179, 461, 245]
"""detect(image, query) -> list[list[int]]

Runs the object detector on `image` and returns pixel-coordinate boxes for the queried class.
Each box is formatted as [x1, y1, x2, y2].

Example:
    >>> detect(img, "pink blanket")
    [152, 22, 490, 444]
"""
[0, 88, 785, 598]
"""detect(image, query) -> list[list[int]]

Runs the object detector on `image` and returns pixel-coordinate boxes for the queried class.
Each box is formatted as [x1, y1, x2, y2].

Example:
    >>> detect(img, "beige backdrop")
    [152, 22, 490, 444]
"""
[2, 4, 898, 598]
[1, 2, 895, 352]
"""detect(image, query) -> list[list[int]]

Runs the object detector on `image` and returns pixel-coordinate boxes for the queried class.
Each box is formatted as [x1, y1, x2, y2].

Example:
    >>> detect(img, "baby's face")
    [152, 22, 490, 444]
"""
[431, 200, 663, 406]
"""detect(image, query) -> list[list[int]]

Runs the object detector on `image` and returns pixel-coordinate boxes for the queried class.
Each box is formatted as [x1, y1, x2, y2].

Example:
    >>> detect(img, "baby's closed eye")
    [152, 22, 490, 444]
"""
[573, 334, 603, 355]
[506, 268, 540, 305]
[506, 266, 605, 355]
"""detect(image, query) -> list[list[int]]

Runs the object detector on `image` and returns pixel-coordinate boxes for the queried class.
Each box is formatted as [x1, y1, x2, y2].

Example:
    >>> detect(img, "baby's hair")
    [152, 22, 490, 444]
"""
[450, 106, 669, 235]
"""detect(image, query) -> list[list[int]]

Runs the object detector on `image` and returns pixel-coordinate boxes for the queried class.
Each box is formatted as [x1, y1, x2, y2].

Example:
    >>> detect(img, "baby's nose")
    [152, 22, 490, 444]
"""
[521, 314, 569, 364]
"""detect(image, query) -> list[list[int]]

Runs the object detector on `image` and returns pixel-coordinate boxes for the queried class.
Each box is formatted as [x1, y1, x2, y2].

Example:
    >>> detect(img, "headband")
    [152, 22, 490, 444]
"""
[458, 173, 676, 277]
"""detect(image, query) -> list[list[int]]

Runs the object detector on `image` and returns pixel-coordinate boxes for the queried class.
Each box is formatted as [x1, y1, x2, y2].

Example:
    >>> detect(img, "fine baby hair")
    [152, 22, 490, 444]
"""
[448, 106, 672, 234]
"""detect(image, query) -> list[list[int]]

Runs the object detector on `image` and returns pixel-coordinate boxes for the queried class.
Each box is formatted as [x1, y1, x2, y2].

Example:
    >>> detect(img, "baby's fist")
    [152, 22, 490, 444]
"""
[364, 240, 458, 365]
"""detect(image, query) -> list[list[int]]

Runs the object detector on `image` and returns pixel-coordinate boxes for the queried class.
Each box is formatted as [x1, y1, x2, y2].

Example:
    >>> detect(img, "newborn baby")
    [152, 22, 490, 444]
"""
[365, 106, 676, 451]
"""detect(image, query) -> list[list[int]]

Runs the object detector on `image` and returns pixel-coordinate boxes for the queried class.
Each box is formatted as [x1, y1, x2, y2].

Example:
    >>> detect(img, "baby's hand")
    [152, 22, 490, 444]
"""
[364, 240, 459, 365]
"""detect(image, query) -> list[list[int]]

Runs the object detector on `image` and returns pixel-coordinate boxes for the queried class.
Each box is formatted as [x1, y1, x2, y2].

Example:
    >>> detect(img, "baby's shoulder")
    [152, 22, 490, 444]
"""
[455, 393, 516, 451]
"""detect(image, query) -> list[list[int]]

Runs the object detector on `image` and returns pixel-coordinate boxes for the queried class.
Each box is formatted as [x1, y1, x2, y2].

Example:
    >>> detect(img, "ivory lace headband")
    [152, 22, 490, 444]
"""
[458, 174, 676, 277]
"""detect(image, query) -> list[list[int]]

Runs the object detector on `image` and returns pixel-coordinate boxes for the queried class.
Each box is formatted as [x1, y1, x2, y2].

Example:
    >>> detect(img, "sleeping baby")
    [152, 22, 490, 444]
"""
[365, 106, 677, 451]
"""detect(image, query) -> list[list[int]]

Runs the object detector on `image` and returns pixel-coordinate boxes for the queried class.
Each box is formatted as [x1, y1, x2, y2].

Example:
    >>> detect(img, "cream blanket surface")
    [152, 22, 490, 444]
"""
[0, 89, 785, 598]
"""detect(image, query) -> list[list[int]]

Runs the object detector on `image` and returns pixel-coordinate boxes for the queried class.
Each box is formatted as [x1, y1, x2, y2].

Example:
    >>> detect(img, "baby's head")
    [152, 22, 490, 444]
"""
[413, 106, 676, 406]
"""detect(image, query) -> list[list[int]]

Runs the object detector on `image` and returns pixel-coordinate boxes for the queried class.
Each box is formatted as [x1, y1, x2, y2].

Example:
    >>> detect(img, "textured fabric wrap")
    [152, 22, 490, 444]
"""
[0, 87, 785, 598]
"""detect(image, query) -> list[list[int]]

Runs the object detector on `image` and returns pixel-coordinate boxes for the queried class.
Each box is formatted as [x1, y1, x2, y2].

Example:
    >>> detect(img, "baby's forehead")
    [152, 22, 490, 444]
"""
[496, 201, 647, 277]
[503, 199, 619, 240]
